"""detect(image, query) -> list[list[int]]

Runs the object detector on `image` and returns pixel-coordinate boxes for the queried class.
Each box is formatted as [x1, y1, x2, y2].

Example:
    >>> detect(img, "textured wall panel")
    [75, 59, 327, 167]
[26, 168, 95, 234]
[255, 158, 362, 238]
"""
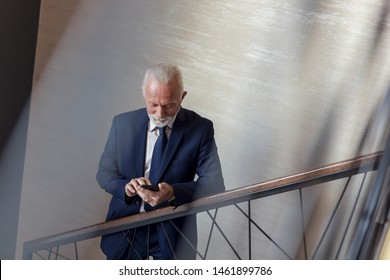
[16, 0, 390, 259]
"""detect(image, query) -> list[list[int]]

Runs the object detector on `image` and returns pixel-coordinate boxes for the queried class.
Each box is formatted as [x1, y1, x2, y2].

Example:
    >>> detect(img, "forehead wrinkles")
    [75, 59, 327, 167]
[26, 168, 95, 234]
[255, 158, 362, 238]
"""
[147, 79, 180, 104]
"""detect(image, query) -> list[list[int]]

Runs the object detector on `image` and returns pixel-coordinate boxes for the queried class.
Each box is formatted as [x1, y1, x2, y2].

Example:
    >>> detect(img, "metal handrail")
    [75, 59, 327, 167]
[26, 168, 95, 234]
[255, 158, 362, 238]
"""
[23, 151, 383, 259]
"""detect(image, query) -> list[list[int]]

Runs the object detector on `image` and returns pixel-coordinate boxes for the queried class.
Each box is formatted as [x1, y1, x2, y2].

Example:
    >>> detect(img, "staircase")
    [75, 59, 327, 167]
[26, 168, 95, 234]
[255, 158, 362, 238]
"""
[23, 150, 390, 259]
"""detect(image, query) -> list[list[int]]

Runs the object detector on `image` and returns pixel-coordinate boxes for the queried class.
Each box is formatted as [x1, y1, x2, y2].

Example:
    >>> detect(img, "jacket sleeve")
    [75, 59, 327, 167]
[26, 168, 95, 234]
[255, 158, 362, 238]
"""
[96, 116, 129, 203]
[172, 121, 225, 205]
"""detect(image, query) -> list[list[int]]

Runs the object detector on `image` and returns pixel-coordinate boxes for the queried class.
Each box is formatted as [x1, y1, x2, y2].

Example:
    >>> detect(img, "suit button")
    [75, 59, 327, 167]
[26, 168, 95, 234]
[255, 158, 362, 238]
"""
[135, 200, 140, 206]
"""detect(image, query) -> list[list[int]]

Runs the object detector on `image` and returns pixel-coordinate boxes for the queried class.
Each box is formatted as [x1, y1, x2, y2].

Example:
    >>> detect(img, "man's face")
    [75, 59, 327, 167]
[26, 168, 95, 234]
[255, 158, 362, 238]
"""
[143, 75, 186, 127]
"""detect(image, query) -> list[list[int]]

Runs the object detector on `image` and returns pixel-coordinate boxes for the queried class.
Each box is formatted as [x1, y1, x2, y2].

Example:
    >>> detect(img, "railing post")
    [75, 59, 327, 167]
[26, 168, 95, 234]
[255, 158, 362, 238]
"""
[23, 250, 33, 260]
[248, 200, 252, 260]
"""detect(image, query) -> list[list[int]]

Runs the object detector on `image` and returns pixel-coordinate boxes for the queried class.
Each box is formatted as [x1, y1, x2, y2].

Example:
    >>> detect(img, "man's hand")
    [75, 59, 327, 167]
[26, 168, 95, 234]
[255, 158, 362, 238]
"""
[125, 177, 151, 197]
[125, 178, 175, 207]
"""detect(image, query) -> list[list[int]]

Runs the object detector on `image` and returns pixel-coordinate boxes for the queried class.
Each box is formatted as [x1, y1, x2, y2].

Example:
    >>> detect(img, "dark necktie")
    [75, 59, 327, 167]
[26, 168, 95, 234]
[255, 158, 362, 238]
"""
[149, 126, 167, 185]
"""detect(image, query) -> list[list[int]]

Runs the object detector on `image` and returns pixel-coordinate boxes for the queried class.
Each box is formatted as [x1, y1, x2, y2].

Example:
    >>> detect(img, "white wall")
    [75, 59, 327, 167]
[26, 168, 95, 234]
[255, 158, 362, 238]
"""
[16, 0, 390, 259]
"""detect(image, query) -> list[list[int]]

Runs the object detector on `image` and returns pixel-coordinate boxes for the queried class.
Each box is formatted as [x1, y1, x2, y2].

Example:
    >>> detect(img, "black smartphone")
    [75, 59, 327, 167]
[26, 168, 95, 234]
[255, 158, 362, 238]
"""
[141, 184, 160, 191]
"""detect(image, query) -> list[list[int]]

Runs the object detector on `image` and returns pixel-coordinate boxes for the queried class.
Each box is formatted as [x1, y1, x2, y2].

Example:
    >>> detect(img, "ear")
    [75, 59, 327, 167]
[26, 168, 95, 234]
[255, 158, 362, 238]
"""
[181, 91, 187, 101]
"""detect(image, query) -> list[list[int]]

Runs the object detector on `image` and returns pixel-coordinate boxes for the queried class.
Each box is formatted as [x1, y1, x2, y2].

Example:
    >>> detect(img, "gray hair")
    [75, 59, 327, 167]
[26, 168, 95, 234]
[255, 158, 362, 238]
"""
[141, 63, 184, 94]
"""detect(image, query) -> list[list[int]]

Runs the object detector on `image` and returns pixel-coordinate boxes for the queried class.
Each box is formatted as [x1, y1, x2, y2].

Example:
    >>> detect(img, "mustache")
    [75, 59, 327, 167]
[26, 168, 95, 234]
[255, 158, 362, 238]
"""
[149, 114, 173, 127]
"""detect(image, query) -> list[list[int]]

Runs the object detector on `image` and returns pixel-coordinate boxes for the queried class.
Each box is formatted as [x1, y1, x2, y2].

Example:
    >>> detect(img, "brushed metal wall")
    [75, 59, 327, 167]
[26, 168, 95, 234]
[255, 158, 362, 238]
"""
[16, 0, 390, 259]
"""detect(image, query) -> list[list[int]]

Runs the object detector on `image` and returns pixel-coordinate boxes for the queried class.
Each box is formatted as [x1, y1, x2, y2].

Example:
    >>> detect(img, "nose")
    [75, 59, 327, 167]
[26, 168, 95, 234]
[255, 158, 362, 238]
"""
[155, 105, 165, 119]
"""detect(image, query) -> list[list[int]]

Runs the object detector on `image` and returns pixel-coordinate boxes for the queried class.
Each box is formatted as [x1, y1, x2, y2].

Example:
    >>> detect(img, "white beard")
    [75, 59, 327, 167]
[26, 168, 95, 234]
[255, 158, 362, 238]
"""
[148, 114, 173, 128]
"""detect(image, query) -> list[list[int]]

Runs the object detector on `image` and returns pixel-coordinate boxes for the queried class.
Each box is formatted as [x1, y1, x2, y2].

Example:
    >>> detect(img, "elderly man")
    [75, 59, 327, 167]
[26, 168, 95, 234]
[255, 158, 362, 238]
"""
[97, 63, 224, 259]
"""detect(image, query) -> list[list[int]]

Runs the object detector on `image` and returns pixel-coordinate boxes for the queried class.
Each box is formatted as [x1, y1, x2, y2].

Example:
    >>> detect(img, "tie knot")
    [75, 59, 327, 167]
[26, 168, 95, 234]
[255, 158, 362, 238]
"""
[158, 126, 166, 135]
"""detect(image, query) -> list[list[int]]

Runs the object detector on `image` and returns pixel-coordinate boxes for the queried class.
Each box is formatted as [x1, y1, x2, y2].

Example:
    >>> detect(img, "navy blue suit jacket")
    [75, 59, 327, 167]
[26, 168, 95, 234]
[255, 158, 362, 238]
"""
[97, 107, 224, 259]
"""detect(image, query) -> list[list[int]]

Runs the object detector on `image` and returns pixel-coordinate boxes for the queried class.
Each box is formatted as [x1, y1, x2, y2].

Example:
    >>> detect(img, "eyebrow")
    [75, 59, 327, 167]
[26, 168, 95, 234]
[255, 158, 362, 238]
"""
[149, 101, 176, 107]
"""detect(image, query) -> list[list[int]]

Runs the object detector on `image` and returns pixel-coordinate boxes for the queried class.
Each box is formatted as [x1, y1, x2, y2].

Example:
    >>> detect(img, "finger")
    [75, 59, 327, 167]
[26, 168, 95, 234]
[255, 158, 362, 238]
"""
[135, 177, 149, 187]
[130, 178, 146, 193]
[144, 178, 152, 186]
[135, 186, 149, 201]
[125, 183, 137, 197]
[129, 178, 140, 188]
[145, 197, 156, 207]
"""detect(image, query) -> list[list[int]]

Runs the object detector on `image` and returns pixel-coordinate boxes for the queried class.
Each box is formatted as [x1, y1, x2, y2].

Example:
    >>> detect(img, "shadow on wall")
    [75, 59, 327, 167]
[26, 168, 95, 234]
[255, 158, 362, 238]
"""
[0, 0, 41, 259]
[292, 1, 390, 259]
